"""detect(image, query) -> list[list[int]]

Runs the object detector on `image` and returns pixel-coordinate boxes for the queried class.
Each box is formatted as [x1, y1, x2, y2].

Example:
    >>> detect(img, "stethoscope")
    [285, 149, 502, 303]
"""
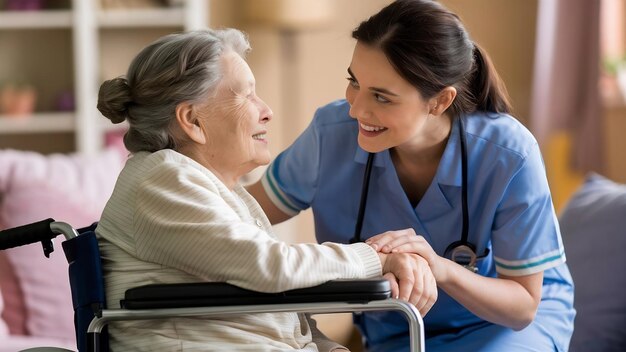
[350, 117, 485, 272]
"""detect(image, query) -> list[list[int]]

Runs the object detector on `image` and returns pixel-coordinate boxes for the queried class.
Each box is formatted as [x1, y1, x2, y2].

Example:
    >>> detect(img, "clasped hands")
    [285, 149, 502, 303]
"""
[368, 228, 440, 316]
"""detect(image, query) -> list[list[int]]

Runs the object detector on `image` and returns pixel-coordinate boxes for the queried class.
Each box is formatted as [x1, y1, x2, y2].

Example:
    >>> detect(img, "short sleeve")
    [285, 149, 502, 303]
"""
[262, 116, 321, 216]
[491, 143, 565, 276]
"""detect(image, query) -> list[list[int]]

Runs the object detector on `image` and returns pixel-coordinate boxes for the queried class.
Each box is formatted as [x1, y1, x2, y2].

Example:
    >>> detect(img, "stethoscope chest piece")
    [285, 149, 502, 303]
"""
[445, 241, 478, 273]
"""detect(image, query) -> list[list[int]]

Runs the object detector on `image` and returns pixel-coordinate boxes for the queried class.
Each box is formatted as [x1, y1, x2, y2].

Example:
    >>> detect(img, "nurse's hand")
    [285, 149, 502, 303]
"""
[378, 252, 438, 316]
[368, 229, 447, 282]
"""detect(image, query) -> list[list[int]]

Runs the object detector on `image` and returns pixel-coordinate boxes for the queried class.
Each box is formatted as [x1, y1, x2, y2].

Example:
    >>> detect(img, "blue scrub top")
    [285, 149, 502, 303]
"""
[262, 100, 574, 351]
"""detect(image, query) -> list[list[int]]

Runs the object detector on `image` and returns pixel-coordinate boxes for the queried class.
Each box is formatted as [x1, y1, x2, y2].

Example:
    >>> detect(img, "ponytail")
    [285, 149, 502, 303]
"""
[353, 1, 512, 116]
[470, 44, 512, 114]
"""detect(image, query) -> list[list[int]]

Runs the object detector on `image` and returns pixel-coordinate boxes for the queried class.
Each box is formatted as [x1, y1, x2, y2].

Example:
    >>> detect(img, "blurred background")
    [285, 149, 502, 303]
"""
[0, 0, 625, 349]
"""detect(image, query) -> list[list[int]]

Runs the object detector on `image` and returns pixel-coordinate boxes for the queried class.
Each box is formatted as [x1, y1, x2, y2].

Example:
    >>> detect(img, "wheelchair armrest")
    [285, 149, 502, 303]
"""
[121, 279, 390, 310]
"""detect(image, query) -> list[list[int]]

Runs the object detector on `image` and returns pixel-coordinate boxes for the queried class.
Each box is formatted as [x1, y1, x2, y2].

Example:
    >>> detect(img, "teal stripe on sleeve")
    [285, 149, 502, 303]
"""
[264, 170, 300, 214]
[494, 251, 564, 271]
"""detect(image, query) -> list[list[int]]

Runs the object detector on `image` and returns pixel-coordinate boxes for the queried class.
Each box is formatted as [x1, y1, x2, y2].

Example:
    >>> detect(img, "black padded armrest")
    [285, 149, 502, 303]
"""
[121, 279, 390, 310]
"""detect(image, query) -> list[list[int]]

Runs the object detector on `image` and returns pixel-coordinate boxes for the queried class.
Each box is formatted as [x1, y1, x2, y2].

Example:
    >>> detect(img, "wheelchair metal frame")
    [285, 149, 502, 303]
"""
[88, 300, 423, 352]
[1, 220, 425, 352]
[87, 298, 425, 352]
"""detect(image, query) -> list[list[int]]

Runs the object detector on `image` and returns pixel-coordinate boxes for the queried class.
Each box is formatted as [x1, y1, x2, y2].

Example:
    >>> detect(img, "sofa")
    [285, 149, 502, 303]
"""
[0, 147, 127, 351]
[559, 173, 626, 352]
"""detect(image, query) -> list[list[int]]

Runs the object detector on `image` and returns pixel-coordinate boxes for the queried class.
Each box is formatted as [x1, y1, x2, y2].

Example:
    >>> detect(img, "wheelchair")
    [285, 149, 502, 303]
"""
[0, 219, 425, 352]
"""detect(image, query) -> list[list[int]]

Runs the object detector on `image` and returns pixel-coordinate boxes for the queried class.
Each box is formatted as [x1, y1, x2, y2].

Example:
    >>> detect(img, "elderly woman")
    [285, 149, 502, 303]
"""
[96, 29, 436, 351]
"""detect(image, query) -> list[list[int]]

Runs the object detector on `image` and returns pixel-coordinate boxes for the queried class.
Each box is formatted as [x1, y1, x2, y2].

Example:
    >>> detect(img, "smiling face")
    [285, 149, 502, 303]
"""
[193, 50, 273, 183]
[346, 42, 440, 153]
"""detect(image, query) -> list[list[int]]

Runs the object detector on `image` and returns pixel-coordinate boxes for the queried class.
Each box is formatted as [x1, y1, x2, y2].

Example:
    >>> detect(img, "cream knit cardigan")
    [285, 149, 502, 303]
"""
[96, 149, 382, 351]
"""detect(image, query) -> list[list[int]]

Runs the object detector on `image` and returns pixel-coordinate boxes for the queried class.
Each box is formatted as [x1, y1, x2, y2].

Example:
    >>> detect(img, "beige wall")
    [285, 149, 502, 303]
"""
[442, 0, 538, 124]
[226, 0, 538, 150]
[209, 0, 396, 243]
[211, 0, 538, 243]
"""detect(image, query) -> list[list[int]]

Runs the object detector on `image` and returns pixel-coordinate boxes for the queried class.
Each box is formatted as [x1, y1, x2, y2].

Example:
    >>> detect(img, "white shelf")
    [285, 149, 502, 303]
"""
[0, 10, 73, 29]
[98, 7, 185, 28]
[0, 0, 208, 153]
[0, 113, 75, 133]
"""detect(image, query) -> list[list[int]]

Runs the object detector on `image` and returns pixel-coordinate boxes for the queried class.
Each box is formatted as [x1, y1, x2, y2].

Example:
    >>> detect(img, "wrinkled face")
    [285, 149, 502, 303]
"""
[345, 42, 432, 152]
[196, 51, 272, 176]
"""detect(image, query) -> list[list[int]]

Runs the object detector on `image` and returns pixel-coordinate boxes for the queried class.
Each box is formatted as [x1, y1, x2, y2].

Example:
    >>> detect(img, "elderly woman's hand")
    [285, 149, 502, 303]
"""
[377, 251, 438, 316]
[369, 229, 449, 283]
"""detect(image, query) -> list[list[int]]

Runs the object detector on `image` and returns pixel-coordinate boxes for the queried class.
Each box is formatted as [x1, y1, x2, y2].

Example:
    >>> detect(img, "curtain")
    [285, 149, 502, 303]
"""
[530, 0, 603, 173]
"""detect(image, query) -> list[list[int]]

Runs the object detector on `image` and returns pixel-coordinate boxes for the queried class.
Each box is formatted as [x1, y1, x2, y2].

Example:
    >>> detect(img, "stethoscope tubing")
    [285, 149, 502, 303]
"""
[351, 152, 376, 244]
[350, 117, 479, 269]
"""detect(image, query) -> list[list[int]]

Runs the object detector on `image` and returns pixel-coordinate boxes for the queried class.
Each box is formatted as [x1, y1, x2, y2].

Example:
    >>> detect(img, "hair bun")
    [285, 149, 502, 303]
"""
[97, 77, 132, 124]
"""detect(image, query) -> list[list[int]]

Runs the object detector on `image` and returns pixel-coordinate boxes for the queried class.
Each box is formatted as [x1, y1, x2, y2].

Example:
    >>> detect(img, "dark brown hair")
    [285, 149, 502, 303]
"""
[352, 0, 511, 116]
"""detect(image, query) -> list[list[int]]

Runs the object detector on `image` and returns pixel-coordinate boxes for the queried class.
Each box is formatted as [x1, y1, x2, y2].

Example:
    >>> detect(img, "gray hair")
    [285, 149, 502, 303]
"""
[97, 28, 250, 153]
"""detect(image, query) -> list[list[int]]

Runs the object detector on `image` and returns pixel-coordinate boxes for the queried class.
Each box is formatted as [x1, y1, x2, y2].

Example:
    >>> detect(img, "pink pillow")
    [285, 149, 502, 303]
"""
[0, 250, 27, 335]
[0, 148, 126, 342]
[0, 281, 8, 337]
[0, 335, 76, 352]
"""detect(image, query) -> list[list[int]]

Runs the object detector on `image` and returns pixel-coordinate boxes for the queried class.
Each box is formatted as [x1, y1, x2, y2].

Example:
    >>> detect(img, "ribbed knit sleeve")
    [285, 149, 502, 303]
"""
[132, 158, 382, 293]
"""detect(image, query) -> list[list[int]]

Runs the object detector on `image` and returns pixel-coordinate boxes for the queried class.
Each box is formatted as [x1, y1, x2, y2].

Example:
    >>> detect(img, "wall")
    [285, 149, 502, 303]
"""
[213, 0, 538, 243]
[442, 0, 538, 125]
[604, 105, 626, 183]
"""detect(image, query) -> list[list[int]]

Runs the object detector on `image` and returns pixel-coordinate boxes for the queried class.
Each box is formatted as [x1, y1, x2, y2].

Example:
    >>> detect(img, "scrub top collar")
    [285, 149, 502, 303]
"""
[351, 117, 467, 222]
[352, 115, 465, 188]
[353, 145, 388, 167]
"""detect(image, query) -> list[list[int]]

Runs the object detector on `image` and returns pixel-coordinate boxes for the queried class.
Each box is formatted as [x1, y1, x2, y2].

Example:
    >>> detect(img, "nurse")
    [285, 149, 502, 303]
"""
[248, 0, 575, 351]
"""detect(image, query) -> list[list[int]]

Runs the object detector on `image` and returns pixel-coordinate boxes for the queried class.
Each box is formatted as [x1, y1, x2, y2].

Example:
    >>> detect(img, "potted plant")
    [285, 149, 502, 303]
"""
[604, 55, 626, 103]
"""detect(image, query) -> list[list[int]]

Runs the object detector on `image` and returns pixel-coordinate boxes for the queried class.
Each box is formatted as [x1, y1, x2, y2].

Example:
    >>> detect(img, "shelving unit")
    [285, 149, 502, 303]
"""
[0, 113, 74, 133]
[0, 0, 208, 155]
[98, 7, 187, 28]
[0, 10, 73, 28]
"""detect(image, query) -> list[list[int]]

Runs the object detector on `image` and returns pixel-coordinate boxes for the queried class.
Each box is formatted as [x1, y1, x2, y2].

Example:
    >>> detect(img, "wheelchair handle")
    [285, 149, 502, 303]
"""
[0, 218, 56, 249]
[0, 218, 78, 257]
